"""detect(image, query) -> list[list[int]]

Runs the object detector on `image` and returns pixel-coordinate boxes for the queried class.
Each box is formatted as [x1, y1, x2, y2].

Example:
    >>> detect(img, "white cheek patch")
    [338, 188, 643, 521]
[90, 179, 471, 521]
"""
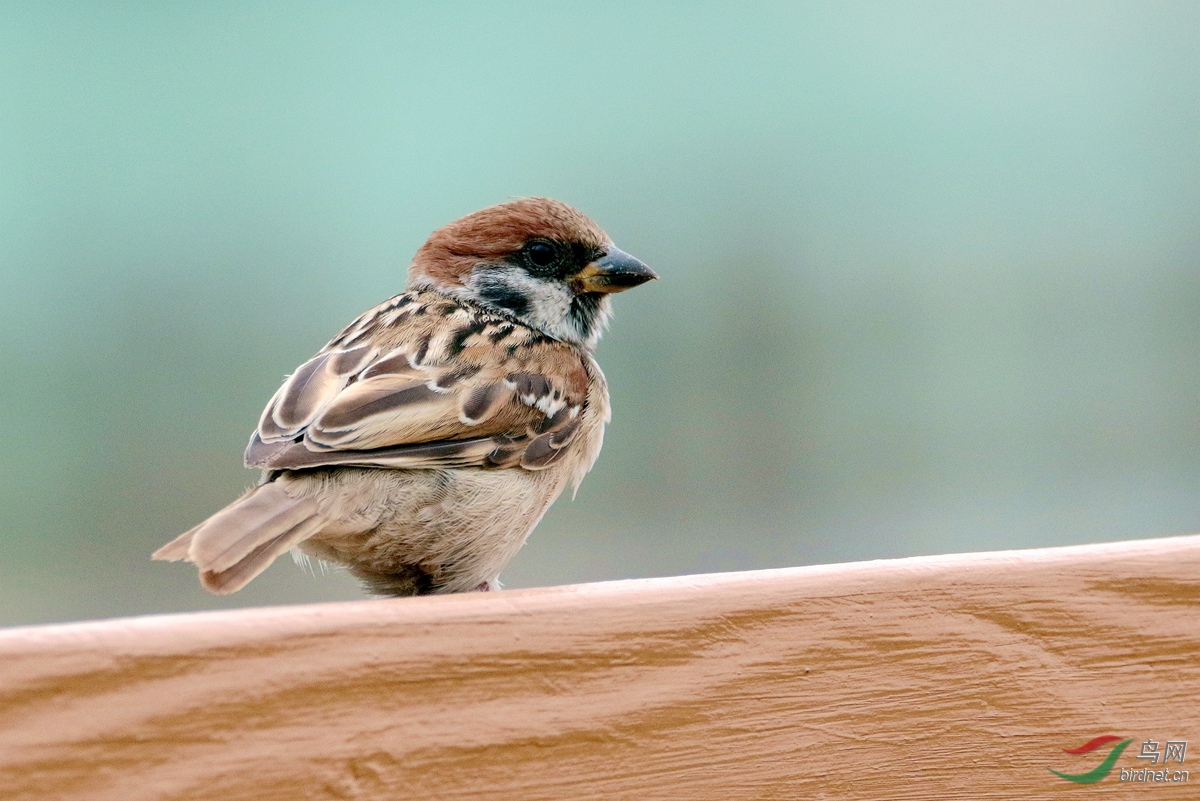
[464, 267, 587, 345]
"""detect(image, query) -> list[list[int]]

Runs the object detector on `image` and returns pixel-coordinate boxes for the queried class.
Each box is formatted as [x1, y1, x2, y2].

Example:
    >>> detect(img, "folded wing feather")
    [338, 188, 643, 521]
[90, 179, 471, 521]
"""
[245, 300, 590, 473]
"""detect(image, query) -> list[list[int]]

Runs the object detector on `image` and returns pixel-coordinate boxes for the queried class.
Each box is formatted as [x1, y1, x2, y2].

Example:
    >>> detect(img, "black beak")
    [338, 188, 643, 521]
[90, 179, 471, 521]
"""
[575, 245, 658, 294]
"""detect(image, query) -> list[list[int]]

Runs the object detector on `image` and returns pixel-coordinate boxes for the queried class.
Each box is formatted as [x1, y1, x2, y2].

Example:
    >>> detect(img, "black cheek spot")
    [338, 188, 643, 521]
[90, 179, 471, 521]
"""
[478, 283, 531, 318]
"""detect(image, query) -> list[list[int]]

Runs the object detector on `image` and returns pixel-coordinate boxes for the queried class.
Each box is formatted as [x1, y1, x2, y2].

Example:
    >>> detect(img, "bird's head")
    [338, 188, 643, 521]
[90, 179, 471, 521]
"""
[407, 198, 657, 349]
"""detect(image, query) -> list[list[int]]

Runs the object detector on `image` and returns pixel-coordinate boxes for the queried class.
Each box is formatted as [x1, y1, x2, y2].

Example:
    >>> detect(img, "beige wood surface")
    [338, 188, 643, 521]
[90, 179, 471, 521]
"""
[2, 535, 1198, 800]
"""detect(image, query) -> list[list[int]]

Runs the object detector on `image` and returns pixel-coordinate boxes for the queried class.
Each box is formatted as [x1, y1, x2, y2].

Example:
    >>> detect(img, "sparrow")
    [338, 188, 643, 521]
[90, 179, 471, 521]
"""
[153, 198, 656, 596]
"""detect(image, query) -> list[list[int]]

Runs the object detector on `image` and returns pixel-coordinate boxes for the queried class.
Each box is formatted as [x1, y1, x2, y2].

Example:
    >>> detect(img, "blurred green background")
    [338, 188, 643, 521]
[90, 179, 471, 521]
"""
[3, 2, 1198, 626]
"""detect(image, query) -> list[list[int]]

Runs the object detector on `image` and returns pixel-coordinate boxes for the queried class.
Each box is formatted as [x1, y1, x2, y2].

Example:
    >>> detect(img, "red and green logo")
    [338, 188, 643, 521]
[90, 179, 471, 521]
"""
[1049, 735, 1134, 783]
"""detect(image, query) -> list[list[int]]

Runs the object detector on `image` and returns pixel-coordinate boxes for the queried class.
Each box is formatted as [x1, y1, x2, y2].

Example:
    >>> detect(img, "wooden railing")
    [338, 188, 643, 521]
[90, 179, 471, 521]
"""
[2, 534, 1198, 800]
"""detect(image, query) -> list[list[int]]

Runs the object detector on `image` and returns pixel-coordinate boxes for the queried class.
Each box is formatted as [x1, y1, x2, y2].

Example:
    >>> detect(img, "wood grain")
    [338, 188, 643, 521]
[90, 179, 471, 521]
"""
[2, 535, 1198, 800]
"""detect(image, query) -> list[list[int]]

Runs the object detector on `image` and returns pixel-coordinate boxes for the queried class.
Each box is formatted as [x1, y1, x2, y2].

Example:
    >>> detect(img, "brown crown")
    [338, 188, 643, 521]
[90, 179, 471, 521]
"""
[409, 198, 609, 288]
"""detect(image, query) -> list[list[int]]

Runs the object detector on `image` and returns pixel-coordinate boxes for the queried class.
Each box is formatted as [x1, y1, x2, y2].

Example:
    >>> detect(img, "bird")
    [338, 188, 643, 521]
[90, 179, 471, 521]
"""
[153, 198, 656, 597]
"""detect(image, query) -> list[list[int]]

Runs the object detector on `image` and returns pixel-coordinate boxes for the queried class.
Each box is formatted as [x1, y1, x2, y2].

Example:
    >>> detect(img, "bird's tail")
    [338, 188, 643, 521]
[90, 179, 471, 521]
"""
[152, 481, 324, 594]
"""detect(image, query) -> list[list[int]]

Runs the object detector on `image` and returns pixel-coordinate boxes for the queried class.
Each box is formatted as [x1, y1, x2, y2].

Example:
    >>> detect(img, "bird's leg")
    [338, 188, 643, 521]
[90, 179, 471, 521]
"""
[472, 581, 491, 592]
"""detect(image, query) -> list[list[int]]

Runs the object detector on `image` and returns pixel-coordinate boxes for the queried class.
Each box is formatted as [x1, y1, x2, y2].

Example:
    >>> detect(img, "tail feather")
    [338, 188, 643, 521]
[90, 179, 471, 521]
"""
[152, 482, 323, 594]
[200, 514, 325, 594]
[188, 483, 319, 574]
[152, 520, 204, 562]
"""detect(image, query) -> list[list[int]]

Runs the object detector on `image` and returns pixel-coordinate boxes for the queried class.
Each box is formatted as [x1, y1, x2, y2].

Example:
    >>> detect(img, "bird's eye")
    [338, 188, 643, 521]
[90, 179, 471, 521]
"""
[527, 241, 556, 268]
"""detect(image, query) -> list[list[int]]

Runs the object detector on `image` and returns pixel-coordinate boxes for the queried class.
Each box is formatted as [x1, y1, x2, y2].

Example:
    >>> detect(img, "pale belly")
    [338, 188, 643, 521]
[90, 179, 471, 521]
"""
[276, 464, 570, 595]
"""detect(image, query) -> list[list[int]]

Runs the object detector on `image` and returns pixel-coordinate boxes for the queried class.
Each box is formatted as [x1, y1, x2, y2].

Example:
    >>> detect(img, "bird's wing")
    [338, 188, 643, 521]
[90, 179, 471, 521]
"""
[244, 292, 591, 472]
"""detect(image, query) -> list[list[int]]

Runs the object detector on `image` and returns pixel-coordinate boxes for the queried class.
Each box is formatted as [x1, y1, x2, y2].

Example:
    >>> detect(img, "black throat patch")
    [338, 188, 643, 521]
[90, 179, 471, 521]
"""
[569, 293, 604, 342]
